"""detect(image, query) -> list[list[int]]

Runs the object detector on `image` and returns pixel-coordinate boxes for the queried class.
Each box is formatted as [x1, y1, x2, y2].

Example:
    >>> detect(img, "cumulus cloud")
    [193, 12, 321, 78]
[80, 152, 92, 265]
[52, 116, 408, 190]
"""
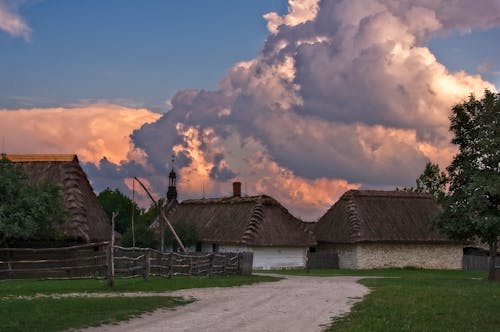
[0, 104, 160, 164]
[0, 1, 30, 40]
[88, 0, 499, 219]
[6, 0, 500, 219]
[136, 0, 497, 218]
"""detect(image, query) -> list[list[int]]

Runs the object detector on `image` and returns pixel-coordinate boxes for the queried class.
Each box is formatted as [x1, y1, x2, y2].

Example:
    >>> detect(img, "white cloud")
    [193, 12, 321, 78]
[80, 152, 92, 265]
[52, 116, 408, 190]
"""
[0, 1, 31, 40]
[115, 0, 500, 218]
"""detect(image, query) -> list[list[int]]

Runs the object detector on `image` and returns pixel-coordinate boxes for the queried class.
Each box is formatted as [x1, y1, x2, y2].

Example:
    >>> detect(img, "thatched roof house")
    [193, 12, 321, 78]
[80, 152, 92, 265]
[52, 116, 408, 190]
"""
[166, 183, 316, 269]
[171, 195, 316, 248]
[7, 154, 111, 243]
[315, 190, 463, 269]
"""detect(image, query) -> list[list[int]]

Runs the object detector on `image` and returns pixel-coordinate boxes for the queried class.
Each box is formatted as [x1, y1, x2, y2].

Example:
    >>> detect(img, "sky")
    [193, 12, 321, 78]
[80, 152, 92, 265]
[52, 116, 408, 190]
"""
[1, 0, 500, 220]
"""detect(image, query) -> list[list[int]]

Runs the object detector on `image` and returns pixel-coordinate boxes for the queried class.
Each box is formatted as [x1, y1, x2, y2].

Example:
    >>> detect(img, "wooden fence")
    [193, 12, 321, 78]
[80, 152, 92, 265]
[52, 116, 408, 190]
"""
[0, 242, 250, 280]
[463, 254, 500, 271]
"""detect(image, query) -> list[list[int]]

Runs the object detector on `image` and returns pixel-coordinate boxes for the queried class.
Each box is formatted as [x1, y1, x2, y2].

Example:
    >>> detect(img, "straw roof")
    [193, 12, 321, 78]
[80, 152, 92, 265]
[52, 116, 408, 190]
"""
[168, 195, 316, 247]
[6, 154, 111, 242]
[316, 190, 452, 244]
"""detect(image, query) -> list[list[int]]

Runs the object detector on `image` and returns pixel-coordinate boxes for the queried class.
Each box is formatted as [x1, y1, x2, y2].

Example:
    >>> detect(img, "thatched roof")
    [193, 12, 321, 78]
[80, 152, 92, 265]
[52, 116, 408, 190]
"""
[316, 190, 452, 244]
[168, 195, 316, 247]
[6, 154, 111, 242]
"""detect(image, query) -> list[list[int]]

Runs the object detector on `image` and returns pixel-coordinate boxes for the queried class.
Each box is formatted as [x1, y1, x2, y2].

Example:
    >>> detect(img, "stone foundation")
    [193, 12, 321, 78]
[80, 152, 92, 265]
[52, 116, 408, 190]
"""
[318, 242, 463, 269]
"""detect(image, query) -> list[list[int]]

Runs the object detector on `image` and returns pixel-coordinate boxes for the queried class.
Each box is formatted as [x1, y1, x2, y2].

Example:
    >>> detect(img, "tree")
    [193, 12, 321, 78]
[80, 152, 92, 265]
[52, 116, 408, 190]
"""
[416, 162, 447, 202]
[164, 221, 197, 251]
[0, 157, 65, 245]
[97, 188, 160, 247]
[436, 90, 500, 280]
[97, 188, 143, 235]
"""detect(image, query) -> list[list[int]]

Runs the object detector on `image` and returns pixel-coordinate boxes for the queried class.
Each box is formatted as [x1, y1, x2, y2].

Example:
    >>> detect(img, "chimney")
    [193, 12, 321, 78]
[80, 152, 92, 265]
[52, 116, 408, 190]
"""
[232, 182, 241, 197]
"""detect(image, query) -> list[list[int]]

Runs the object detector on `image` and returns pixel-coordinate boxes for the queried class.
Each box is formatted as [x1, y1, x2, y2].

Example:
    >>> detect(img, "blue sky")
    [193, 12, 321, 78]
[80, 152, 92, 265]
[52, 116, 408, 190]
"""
[1, 0, 498, 113]
[427, 27, 500, 88]
[0, 0, 287, 111]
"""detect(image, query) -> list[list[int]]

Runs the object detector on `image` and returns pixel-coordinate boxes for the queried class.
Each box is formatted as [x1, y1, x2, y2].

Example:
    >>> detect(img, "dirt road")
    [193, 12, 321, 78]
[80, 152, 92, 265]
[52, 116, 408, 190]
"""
[83, 275, 369, 332]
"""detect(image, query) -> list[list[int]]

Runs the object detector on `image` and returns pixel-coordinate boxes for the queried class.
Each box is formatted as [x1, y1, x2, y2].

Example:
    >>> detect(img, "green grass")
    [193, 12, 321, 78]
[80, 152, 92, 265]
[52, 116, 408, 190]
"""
[0, 274, 279, 331]
[0, 274, 279, 297]
[268, 268, 500, 332]
[0, 296, 191, 332]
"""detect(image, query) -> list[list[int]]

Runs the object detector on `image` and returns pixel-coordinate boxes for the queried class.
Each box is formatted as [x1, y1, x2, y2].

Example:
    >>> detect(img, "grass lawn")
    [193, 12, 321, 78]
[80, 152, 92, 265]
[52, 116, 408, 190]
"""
[0, 274, 279, 331]
[0, 274, 279, 296]
[0, 296, 190, 332]
[269, 269, 500, 332]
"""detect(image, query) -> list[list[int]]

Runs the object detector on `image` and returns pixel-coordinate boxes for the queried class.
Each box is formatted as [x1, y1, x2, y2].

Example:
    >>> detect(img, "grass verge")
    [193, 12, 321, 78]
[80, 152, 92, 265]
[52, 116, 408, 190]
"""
[0, 274, 279, 331]
[267, 269, 500, 332]
[0, 296, 191, 332]
[0, 274, 279, 296]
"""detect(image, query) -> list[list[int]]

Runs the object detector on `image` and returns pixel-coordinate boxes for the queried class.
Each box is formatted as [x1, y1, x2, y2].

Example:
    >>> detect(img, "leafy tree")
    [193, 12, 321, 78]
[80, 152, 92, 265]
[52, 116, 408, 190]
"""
[416, 162, 447, 202]
[0, 157, 65, 245]
[122, 220, 156, 248]
[97, 188, 161, 248]
[436, 90, 500, 280]
[164, 221, 198, 251]
[97, 188, 143, 235]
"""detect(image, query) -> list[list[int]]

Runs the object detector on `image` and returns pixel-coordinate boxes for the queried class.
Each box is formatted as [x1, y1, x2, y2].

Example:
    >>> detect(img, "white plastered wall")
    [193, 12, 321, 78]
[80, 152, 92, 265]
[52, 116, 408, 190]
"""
[204, 243, 308, 270]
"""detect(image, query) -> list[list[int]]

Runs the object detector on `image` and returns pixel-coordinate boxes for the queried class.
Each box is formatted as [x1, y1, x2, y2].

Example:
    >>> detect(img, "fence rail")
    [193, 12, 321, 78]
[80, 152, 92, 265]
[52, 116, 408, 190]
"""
[463, 254, 500, 271]
[0, 242, 249, 280]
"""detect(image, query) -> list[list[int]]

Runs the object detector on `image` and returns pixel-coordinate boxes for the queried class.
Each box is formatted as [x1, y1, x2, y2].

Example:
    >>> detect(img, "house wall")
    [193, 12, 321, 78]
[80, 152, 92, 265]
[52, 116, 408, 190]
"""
[317, 242, 463, 269]
[356, 243, 463, 269]
[316, 243, 357, 269]
[251, 247, 307, 270]
[204, 243, 307, 270]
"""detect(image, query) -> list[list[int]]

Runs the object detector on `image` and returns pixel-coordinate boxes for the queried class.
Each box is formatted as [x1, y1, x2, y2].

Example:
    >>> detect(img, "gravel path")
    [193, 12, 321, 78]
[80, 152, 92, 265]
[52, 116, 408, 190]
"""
[81, 274, 369, 332]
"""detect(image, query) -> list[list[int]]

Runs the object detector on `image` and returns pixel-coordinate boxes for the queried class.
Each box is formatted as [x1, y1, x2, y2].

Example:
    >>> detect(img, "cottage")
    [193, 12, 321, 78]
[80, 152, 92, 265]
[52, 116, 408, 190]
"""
[315, 190, 463, 269]
[6, 154, 111, 243]
[166, 182, 316, 270]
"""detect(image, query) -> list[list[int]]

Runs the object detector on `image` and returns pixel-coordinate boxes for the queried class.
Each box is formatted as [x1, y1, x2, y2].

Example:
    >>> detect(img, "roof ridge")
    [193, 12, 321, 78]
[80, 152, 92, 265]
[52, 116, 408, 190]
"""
[241, 200, 265, 244]
[346, 196, 361, 242]
[5, 154, 77, 162]
[345, 189, 433, 199]
[181, 194, 280, 205]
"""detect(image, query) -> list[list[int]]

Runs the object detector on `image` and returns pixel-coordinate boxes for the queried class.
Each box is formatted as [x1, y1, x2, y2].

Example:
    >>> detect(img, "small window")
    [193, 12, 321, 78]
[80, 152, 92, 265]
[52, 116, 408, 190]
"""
[212, 243, 219, 253]
[309, 247, 317, 253]
[196, 242, 202, 252]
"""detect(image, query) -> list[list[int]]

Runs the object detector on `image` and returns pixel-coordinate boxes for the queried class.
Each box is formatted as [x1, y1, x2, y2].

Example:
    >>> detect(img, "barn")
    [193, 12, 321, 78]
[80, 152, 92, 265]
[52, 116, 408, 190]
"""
[6, 154, 112, 243]
[315, 190, 463, 269]
[166, 183, 316, 270]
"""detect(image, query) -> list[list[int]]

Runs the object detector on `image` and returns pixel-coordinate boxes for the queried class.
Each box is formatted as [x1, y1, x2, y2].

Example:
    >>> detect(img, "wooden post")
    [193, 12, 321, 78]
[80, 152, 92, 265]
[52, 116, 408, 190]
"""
[107, 211, 117, 288]
[306, 248, 310, 273]
[189, 255, 193, 276]
[168, 253, 173, 278]
[160, 201, 165, 253]
[143, 249, 151, 281]
[7, 249, 14, 278]
[208, 254, 213, 277]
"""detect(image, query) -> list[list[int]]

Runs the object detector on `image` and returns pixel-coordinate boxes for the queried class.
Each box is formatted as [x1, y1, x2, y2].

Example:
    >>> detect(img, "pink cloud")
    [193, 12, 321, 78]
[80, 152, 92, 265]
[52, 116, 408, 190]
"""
[0, 104, 160, 164]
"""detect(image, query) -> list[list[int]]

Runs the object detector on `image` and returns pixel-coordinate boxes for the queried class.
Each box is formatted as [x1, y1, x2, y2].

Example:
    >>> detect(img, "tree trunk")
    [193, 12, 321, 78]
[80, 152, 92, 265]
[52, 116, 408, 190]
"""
[488, 239, 497, 281]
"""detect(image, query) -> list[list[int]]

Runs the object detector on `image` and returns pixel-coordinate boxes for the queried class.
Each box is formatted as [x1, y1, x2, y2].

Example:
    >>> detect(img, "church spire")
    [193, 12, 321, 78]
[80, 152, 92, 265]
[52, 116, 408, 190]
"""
[167, 154, 177, 201]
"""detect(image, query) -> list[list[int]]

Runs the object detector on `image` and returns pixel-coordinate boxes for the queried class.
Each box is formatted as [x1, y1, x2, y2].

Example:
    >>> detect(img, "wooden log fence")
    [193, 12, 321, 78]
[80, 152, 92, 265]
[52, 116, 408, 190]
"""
[0, 242, 246, 280]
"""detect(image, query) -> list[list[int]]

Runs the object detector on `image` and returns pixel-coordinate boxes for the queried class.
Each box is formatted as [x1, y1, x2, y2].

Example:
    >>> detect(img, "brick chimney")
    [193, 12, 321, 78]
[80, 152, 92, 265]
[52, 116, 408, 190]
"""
[232, 181, 241, 197]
